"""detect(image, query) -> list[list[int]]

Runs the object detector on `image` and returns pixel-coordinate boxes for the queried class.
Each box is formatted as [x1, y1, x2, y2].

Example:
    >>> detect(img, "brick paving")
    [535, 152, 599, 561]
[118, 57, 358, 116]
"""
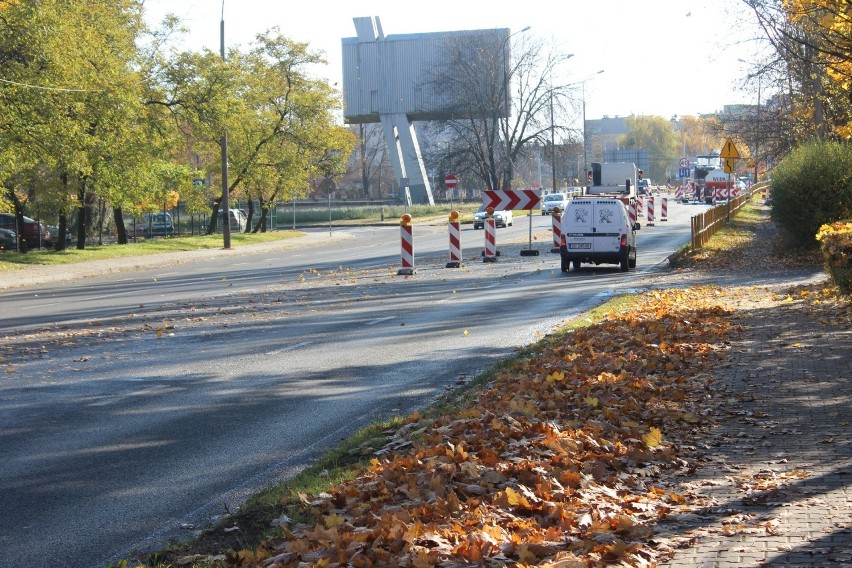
[655, 281, 852, 567]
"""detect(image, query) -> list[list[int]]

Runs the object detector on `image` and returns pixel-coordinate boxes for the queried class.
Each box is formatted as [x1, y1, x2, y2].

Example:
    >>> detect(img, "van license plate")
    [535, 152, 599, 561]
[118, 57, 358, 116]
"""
[568, 243, 591, 249]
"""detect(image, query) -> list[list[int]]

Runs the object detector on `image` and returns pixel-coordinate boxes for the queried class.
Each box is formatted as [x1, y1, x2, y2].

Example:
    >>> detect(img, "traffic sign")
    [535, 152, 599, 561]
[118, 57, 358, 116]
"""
[723, 157, 735, 173]
[721, 138, 740, 159]
[482, 189, 541, 211]
[679, 157, 690, 168]
[444, 174, 458, 188]
[678, 167, 690, 178]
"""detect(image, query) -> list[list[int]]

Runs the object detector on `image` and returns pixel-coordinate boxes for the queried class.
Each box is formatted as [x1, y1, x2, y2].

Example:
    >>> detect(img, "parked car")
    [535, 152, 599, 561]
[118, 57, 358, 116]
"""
[128, 212, 174, 238]
[0, 213, 51, 248]
[0, 227, 16, 250]
[216, 208, 248, 233]
[47, 225, 73, 246]
[540, 192, 569, 215]
[473, 205, 513, 229]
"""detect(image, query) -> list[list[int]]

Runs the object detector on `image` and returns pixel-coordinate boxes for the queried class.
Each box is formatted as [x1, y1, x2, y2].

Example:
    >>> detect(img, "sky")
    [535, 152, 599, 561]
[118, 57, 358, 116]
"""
[142, 0, 766, 121]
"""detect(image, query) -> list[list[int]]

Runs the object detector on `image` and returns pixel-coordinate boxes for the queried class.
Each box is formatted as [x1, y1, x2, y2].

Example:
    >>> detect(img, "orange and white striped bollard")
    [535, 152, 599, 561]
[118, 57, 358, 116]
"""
[551, 207, 562, 253]
[647, 196, 655, 226]
[660, 197, 668, 221]
[397, 214, 415, 275]
[446, 210, 462, 268]
[483, 207, 497, 263]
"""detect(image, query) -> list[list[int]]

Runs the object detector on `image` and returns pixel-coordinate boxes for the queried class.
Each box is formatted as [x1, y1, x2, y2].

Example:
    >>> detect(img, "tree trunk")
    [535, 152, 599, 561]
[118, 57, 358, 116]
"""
[5, 186, 27, 253]
[76, 177, 87, 250]
[207, 196, 222, 235]
[114, 206, 128, 245]
[245, 198, 254, 234]
[54, 213, 68, 252]
[254, 207, 269, 233]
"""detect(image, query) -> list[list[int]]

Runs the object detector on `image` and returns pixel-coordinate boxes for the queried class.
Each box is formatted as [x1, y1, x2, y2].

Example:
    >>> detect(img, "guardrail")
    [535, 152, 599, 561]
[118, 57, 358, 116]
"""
[690, 188, 760, 250]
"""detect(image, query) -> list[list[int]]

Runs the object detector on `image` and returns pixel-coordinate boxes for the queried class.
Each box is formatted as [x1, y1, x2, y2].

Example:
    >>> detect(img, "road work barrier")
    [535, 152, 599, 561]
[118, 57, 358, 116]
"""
[629, 200, 637, 226]
[446, 210, 462, 268]
[483, 209, 497, 263]
[647, 196, 655, 226]
[661, 197, 668, 221]
[551, 208, 562, 253]
[397, 214, 415, 275]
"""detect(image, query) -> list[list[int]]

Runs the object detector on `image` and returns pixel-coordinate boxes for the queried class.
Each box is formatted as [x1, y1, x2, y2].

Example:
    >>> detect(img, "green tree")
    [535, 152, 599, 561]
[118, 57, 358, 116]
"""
[619, 116, 679, 181]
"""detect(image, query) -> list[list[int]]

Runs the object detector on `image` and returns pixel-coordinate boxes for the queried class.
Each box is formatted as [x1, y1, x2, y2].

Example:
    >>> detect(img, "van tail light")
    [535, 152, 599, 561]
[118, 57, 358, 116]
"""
[560, 234, 566, 246]
[620, 234, 628, 247]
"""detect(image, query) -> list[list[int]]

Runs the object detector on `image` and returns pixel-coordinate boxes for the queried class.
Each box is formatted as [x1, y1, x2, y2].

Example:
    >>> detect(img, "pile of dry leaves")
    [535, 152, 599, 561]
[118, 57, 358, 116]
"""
[211, 289, 738, 567]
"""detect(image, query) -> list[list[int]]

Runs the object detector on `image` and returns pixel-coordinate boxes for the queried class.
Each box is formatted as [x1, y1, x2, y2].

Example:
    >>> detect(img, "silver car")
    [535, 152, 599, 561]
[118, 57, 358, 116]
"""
[540, 193, 569, 215]
[473, 205, 513, 229]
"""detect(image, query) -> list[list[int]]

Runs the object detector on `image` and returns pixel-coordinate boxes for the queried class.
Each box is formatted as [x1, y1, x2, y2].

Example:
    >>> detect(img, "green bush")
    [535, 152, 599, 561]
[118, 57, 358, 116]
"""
[770, 139, 852, 248]
[816, 221, 852, 295]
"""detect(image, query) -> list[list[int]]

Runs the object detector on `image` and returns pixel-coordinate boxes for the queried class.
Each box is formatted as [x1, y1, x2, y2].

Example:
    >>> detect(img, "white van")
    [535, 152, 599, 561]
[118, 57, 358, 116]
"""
[559, 198, 639, 272]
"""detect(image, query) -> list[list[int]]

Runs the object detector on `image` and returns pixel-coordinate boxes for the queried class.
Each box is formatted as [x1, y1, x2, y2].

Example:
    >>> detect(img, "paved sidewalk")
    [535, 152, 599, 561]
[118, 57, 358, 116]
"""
[657, 281, 852, 567]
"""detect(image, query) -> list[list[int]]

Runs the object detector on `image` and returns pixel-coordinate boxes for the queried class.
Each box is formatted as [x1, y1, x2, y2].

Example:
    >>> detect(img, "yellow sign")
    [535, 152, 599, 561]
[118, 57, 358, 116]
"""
[723, 157, 735, 173]
[721, 138, 740, 159]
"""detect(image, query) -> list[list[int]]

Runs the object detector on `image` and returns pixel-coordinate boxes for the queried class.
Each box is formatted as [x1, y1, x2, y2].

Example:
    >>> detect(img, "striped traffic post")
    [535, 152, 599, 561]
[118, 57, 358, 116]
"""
[483, 207, 497, 263]
[660, 197, 668, 221]
[446, 210, 462, 268]
[637, 195, 645, 218]
[397, 214, 415, 275]
[647, 196, 655, 226]
[551, 207, 562, 253]
[628, 200, 638, 226]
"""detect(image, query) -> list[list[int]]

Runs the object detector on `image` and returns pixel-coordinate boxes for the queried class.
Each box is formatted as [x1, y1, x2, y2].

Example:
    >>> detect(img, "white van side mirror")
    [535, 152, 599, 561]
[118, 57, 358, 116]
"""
[633, 222, 641, 231]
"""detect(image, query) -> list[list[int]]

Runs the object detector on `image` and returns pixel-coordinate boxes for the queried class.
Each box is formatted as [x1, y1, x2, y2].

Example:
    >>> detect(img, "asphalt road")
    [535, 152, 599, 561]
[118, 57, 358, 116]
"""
[0, 199, 708, 567]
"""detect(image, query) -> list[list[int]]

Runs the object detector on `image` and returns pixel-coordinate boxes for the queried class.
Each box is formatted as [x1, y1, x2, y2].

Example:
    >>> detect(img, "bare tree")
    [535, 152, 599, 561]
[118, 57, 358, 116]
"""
[426, 33, 576, 192]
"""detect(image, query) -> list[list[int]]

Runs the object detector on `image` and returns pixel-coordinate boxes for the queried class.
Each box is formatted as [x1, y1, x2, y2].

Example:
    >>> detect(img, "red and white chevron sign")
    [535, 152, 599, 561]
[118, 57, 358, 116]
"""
[482, 189, 541, 211]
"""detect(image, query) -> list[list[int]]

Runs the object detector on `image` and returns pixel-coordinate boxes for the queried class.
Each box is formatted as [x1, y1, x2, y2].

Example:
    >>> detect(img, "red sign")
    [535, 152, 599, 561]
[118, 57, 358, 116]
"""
[444, 174, 458, 188]
[482, 189, 541, 211]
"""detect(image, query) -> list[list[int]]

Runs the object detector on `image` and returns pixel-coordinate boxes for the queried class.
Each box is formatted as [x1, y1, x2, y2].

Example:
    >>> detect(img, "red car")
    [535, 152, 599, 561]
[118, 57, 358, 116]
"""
[0, 213, 52, 248]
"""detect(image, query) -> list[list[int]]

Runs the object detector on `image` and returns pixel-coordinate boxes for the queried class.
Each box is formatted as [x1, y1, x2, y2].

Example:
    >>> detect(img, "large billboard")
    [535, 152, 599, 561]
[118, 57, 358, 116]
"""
[342, 21, 508, 124]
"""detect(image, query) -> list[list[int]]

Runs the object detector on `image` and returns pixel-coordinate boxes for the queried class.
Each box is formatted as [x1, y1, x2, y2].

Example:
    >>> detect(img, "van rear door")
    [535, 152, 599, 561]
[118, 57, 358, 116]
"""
[591, 200, 624, 254]
[562, 199, 594, 252]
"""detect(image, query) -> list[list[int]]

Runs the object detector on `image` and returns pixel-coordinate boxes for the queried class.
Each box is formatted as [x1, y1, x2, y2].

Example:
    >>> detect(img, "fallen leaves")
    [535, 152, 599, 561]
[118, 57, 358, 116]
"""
[223, 288, 737, 567]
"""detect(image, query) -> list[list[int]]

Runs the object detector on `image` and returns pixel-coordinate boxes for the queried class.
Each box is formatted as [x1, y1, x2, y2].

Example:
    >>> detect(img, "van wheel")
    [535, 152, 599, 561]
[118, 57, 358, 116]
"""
[560, 257, 569, 273]
[572, 260, 581, 271]
[628, 248, 637, 268]
[620, 250, 630, 272]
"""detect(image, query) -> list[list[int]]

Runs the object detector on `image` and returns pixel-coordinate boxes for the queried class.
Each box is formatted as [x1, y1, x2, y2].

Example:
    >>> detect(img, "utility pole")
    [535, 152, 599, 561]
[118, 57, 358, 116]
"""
[220, 1, 231, 249]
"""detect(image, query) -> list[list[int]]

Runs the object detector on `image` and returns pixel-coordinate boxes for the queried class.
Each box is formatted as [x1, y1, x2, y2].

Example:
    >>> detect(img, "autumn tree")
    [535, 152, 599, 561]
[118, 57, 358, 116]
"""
[0, 0, 191, 250]
[743, 0, 852, 143]
[618, 116, 680, 182]
[232, 31, 354, 233]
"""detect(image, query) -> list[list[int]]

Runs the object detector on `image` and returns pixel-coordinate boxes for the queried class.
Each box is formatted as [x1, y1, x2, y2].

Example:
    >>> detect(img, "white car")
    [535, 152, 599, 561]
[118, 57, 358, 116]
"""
[473, 205, 513, 229]
[540, 193, 569, 215]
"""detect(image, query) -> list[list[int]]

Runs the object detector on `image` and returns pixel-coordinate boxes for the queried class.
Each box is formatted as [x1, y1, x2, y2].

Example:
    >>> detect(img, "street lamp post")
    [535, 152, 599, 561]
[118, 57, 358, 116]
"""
[549, 54, 574, 193]
[501, 26, 530, 191]
[220, 1, 231, 249]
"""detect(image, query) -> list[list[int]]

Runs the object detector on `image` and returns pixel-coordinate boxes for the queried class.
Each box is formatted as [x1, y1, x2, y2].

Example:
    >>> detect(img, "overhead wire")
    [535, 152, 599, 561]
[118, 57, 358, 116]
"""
[0, 77, 102, 92]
